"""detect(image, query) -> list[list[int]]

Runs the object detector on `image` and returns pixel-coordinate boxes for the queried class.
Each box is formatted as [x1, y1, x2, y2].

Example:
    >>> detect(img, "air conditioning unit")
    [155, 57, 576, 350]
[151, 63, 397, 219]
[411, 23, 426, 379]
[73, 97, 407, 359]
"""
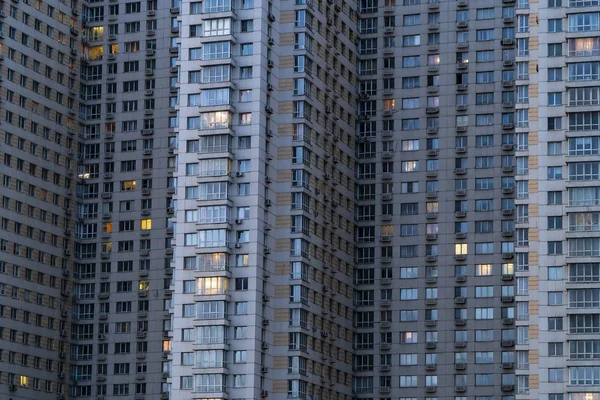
[267, 60, 274, 68]
[236, 172, 244, 177]
[264, 199, 272, 207]
[235, 243, 241, 249]
[235, 219, 242, 224]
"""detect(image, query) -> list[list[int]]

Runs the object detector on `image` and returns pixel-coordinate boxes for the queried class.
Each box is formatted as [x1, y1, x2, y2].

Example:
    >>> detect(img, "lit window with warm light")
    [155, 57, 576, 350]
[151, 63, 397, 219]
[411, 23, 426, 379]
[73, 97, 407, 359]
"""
[197, 277, 228, 295]
[121, 180, 136, 191]
[141, 219, 152, 230]
[103, 222, 113, 233]
[139, 280, 150, 290]
[455, 243, 468, 255]
[502, 263, 514, 275]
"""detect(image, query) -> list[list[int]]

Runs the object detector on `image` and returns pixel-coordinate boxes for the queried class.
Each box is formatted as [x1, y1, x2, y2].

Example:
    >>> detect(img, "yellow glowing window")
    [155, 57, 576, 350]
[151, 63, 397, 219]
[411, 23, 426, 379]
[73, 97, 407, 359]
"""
[89, 26, 104, 41]
[102, 242, 112, 252]
[141, 219, 152, 230]
[476, 264, 493, 276]
[103, 222, 113, 233]
[88, 45, 103, 60]
[162, 340, 172, 351]
[20, 376, 27, 386]
[455, 243, 468, 255]
[139, 280, 150, 290]
[109, 44, 119, 54]
[383, 99, 395, 111]
[381, 225, 393, 235]
[121, 180, 136, 191]
[197, 277, 229, 295]
[502, 263, 514, 275]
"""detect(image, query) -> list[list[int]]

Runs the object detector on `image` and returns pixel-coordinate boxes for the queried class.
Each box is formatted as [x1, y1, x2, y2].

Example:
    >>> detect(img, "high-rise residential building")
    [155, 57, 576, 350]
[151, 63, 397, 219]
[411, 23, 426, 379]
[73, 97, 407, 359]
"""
[171, 0, 519, 398]
[0, 0, 175, 398]
[2, 0, 600, 399]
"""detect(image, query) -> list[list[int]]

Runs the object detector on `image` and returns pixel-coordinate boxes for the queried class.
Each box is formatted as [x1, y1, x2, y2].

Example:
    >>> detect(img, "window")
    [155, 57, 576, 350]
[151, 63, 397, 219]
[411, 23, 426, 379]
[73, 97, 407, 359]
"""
[403, 14, 420, 25]
[548, 167, 562, 180]
[549, 18, 562, 32]
[548, 68, 563, 81]
[402, 56, 420, 68]
[476, 8, 495, 19]
[240, 43, 253, 55]
[402, 98, 420, 109]
[476, 264, 493, 276]
[548, 92, 563, 106]
[548, 43, 563, 56]
[549, 368, 564, 382]
[548, 291, 563, 305]
[476, 29, 494, 41]
[476, 71, 494, 83]
[548, 191, 563, 205]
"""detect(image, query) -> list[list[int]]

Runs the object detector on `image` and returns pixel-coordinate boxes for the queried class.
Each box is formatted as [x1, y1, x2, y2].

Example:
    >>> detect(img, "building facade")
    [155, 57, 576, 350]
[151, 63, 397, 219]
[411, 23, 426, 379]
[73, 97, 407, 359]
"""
[0, 0, 175, 398]
[1, 0, 599, 399]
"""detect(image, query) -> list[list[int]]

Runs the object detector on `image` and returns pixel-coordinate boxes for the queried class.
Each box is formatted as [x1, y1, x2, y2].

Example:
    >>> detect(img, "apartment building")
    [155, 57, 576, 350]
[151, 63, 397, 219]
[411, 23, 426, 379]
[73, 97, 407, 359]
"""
[519, 0, 600, 399]
[1, 0, 599, 398]
[0, 0, 174, 399]
[171, 0, 359, 398]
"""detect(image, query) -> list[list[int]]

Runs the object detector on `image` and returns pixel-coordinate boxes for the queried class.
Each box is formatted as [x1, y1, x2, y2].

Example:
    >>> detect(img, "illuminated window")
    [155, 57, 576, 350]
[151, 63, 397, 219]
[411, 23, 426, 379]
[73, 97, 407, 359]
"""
[162, 340, 172, 351]
[401, 161, 419, 172]
[88, 45, 104, 60]
[383, 99, 395, 111]
[476, 264, 493, 276]
[121, 180, 136, 191]
[455, 243, 468, 255]
[103, 222, 113, 233]
[139, 280, 150, 290]
[197, 277, 228, 295]
[381, 225, 393, 235]
[20, 376, 28, 386]
[141, 219, 152, 230]
[503, 263, 515, 275]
